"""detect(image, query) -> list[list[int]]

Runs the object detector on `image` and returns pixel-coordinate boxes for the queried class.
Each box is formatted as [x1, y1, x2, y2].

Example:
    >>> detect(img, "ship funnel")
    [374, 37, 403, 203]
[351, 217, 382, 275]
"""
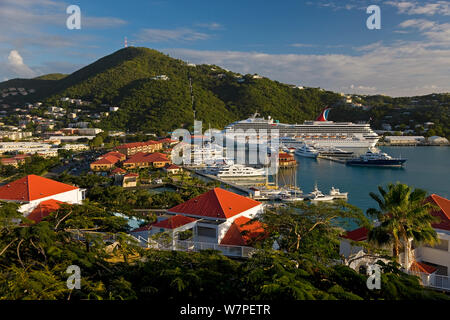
[315, 108, 331, 121]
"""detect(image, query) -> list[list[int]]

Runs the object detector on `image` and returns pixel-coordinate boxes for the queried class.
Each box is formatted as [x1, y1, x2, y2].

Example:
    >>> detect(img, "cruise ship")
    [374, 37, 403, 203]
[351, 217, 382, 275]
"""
[224, 108, 379, 148]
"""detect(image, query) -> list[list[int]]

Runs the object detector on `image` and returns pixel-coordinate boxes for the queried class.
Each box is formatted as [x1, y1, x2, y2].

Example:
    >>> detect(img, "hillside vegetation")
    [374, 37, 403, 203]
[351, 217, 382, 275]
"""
[0, 47, 448, 136]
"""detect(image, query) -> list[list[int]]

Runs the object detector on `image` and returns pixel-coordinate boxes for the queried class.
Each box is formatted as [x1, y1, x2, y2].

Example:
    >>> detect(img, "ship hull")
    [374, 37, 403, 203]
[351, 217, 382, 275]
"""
[346, 159, 407, 167]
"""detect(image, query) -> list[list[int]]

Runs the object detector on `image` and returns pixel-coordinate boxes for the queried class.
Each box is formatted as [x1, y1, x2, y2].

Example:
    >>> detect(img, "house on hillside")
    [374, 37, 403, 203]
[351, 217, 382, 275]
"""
[130, 188, 267, 257]
[0, 175, 84, 216]
[340, 194, 450, 290]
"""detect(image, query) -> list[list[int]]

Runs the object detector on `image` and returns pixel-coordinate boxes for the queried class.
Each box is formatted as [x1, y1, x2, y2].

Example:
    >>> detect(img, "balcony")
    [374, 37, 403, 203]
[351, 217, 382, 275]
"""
[408, 270, 450, 292]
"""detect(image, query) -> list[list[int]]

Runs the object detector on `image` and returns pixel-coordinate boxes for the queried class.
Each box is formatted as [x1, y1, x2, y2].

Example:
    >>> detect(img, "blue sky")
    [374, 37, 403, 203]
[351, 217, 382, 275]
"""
[1, 0, 449, 96]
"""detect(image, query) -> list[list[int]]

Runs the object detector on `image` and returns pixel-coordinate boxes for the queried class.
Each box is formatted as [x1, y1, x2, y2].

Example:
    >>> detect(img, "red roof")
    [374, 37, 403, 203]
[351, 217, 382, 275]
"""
[111, 167, 126, 174]
[102, 151, 125, 160]
[165, 164, 180, 170]
[91, 157, 117, 165]
[168, 188, 261, 220]
[124, 173, 139, 177]
[1, 158, 17, 164]
[117, 140, 161, 149]
[0, 175, 78, 202]
[130, 223, 154, 233]
[342, 227, 369, 241]
[159, 138, 177, 144]
[26, 199, 65, 223]
[153, 215, 197, 229]
[410, 261, 437, 274]
[220, 216, 267, 246]
[427, 194, 450, 231]
[124, 152, 169, 164]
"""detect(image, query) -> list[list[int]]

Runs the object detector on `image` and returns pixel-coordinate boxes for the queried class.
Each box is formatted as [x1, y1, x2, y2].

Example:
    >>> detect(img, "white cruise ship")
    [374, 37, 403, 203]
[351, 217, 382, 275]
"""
[224, 108, 379, 148]
[216, 164, 266, 179]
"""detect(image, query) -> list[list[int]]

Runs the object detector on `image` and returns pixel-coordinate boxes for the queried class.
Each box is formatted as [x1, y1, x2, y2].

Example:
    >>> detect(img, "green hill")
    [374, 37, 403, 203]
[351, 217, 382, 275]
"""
[0, 47, 448, 136]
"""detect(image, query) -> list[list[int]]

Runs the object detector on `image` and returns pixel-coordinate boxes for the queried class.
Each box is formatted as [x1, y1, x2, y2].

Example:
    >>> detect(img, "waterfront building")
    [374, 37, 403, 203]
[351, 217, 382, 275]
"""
[116, 140, 163, 156]
[384, 136, 425, 145]
[90, 152, 124, 171]
[123, 152, 170, 169]
[278, 152, 297, 168]
[0, 175, 85, 216]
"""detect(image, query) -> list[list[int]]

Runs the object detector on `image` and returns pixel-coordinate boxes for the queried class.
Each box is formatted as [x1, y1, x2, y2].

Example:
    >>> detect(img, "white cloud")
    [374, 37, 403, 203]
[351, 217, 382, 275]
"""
[136, 28, 211, 43]
[163, 43, 450, 97]
[6, 50, 36, 78]
[196, 22, 223, 30]
[399, 19, 450, 43]
[290, 43, 316, 48]
[386, 1, 450, 16]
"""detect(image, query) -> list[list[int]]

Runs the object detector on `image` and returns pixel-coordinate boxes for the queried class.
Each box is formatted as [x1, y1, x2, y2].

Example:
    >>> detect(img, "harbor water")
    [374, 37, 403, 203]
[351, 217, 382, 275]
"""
[278, 146, 450, 214]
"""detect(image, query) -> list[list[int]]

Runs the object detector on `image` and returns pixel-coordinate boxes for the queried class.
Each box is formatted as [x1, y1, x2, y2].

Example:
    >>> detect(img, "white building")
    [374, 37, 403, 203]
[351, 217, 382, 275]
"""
[0, 175, 85, 216]
[340, 194, 450, 290]
[428, 136, 449, 145]
[130, 188, 266, 257]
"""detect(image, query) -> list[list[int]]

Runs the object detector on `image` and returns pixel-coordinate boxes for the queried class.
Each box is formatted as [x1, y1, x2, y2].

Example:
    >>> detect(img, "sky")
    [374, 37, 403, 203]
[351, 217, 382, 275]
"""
[0, 0, 449, 97]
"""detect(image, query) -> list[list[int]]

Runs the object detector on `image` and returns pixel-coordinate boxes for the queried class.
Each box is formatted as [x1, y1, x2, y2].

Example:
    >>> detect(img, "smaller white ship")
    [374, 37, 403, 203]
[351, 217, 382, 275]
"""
[306, 185, 334, 201]
[328, 186, 348, 199]
[294, 144, 319, 158]
[216, 164, 266, 179]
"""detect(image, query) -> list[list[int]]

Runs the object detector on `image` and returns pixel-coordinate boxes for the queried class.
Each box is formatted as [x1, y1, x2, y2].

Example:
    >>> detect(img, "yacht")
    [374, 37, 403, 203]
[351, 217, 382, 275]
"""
[346, 147, 407, 167]
[216, 164, 266, 179]
[329, 186, 348, 199]
[294, 144, 319, 158]
[225, 109, 380, 148]
[306, 185, 335, 201]
[315, 146, 354, 158]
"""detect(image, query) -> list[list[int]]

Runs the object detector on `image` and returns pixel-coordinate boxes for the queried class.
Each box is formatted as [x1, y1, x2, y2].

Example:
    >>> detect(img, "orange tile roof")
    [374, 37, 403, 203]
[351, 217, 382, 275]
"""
[153, 215, 196, 229]
[26, 199, 65, 223]
[168, 188, 261, 219]
[220, 216, 267, 246]
[102, 151, 125, 160]
[117, 140, 161, 149]
[0, 175, 78, 202]
[123, 152, 169, 164]
[111, 167, 126, 174]
[342, 227, 369, 241]
[427, 194, 450, 231]
[410, 261, 437, 274]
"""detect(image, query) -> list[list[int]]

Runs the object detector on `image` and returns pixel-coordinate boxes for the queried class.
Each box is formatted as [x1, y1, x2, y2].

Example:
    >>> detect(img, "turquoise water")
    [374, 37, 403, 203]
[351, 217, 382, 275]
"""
[277, 146, 450, 214]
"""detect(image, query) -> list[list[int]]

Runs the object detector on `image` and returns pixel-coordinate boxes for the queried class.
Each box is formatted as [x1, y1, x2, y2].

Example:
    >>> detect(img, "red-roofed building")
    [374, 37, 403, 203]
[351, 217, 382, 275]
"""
[26, 199, 65, 223]
[0, 175, 84, 215]
[129, 188, 265, 255]
[122, 173, 139, 188]
[220, 216, 267, 246]
[123, 152, 171, 169]
[90, 152, 124, 171]
[164, 164, 182, 174]
[167, 188, 264, 244]
[340, 194, 450, 281]
[116, 140, 162, 157]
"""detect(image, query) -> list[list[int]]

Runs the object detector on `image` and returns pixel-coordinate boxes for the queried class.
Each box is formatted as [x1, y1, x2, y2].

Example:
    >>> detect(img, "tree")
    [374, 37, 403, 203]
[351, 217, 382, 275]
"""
[258, 201, 369, 262]
[367, 183, 440, 266]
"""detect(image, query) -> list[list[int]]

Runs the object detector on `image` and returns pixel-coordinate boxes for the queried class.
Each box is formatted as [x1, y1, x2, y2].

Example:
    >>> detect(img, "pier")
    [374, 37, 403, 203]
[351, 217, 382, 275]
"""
[184, 167, 267, 199]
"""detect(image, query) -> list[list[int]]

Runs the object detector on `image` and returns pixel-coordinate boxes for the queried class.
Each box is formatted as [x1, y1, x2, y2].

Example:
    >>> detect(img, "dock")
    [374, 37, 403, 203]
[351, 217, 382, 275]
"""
[184, 167, 268, 199]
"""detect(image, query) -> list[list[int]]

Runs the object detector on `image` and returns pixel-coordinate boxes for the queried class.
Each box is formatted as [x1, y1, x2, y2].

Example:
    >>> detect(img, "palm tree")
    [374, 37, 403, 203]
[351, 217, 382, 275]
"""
[367, 182, 439, 268]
